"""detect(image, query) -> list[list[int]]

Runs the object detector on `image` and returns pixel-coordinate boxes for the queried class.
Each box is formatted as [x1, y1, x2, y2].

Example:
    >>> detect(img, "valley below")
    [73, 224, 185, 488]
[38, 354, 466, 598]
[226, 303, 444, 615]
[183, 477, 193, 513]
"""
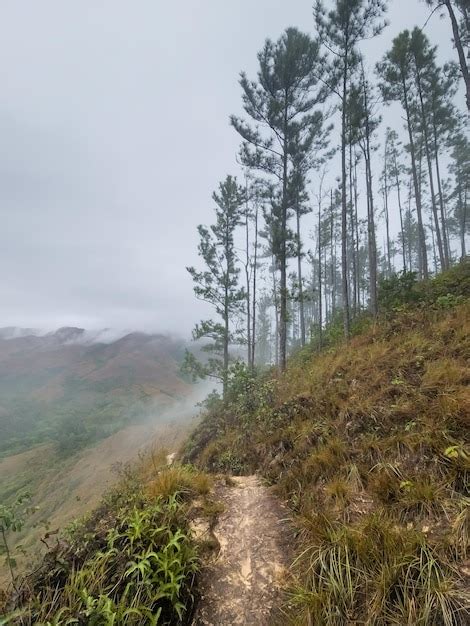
[0, 327, 202, 584]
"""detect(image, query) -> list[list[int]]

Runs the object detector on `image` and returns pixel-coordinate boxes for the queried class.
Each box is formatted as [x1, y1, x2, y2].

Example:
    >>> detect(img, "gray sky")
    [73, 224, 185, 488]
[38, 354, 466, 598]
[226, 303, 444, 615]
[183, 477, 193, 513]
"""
[0, 1, 457, 335]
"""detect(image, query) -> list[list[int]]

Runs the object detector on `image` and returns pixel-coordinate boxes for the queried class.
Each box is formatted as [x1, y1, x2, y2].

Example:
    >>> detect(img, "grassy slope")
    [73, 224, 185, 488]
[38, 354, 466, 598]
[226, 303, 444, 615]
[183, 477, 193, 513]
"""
[185, 263, 470, 625]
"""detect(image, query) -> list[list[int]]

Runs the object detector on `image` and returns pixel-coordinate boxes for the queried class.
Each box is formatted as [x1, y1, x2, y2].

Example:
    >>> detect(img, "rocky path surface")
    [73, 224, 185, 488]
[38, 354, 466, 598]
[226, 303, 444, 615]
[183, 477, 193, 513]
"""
[192, 475, 290, 626]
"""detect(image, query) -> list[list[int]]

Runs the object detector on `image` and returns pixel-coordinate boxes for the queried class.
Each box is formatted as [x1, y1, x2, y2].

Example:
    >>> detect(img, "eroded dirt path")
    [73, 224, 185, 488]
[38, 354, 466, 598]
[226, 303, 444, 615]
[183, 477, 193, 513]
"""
[193, 475, 290, 626]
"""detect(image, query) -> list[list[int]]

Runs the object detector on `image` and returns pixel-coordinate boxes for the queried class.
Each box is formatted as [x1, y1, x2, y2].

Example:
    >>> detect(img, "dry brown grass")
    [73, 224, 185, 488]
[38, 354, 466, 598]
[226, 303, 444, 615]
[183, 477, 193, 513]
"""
[187, 265, 470, 624]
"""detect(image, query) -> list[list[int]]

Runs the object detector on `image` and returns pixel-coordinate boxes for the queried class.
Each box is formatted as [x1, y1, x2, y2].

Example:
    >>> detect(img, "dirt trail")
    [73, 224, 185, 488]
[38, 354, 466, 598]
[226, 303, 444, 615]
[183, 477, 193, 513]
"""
[193, 475, 290, 626]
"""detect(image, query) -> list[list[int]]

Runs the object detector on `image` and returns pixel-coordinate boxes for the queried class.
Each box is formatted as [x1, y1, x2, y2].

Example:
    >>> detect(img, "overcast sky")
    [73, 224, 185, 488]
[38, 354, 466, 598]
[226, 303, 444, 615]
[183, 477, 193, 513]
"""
[0, 1, 458, 336]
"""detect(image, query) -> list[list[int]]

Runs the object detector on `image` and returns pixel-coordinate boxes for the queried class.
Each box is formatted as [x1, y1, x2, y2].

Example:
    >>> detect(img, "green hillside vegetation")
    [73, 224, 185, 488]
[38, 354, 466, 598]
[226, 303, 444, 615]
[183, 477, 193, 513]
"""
[1, 453, 214, 625]
[0, 332, 188, 458]
[183, 262, 470, 625]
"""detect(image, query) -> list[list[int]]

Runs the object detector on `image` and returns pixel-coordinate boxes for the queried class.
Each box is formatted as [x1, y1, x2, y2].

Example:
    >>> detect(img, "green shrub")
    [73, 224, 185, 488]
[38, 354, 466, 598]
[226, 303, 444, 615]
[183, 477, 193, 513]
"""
[4, 468, 201, 625]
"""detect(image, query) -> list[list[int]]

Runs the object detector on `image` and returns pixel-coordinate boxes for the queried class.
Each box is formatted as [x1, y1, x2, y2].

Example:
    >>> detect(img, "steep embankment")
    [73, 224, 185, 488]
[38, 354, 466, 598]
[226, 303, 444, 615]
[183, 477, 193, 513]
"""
[186, 263, 470, 624]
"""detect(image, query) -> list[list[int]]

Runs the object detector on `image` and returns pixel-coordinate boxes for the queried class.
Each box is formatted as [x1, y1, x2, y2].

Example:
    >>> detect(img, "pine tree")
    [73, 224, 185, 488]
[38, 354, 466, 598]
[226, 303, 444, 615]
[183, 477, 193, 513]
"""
[378, 31, 429, 279]
[255, 293, 273, 366]
[381, 129, 393, 276]
[428, 63, 460, 267]
[424, 0, 470, 111]
[386, 128, 408, 272]
[231, 27, 327, 370]
[314, 0, 387, 335]
[410, 28, 446, 271]
[449, 129, 470, 258]
[185, 176, 246, 398]
[348, 64, 380, 314]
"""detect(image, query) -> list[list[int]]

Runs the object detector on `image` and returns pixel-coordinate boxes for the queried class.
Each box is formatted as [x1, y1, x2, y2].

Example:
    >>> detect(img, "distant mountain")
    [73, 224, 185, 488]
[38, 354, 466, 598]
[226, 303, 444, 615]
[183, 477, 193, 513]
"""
[0, 327, 191, 455]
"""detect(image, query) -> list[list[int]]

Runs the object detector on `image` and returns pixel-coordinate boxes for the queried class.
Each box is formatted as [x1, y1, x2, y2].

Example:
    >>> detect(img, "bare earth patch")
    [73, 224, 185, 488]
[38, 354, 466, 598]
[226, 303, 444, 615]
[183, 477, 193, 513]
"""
[193, 475, 290, 625]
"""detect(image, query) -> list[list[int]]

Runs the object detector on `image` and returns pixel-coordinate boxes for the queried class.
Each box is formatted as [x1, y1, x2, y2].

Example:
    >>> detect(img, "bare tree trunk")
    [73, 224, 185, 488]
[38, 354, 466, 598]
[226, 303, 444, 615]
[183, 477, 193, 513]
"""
[223, 295, 229, 400]
[402, 72, 428, 278]
[430, 219, 438, 274]
[318, 198, 323, 349]
[296, 205, 306, 347]
[354, 157, 361, 309]
[251, 205, 258, 368]
[330, 189, 335, 319]
[244, 198, 252, 369]
[272, 257, 279, 368]
[361, 71, 378, 315]
[396, 167, 407, 273]
[279, 102, 289, 371]
[324, 243, 329, 323]
[444, 0, 470, 112]
[341, 59, 350, 336]
[383, 145, 392, 276]
[458, 180, 467, 258]
[407, 178, 414, 270]
[415, 67, 445, 270]
[432, 120, 450, 268]
[348, 139, 358, 315]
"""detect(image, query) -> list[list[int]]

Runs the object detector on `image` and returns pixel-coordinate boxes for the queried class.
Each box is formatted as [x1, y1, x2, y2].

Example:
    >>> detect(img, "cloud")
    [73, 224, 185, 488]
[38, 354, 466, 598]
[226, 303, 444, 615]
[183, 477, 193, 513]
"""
[0, 1, 454, 335]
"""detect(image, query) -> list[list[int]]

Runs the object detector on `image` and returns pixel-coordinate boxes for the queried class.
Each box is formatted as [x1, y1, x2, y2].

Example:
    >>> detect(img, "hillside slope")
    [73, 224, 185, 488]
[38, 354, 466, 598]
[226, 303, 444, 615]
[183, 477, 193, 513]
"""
[186, 263, 470, 624]
[0, 328, 197, 587]
[0, 328, 189, 456]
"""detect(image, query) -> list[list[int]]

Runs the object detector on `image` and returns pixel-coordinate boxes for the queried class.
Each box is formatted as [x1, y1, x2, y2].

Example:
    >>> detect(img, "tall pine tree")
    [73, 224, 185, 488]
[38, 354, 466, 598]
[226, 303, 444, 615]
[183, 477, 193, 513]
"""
[231, 27, 327, 370]
[185, 176, 246, 398]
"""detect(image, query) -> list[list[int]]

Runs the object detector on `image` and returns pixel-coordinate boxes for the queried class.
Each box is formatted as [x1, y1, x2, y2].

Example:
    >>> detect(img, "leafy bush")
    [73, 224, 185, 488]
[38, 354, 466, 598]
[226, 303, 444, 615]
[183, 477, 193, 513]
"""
[378, 270, 419, 311]
[2, 463, 210, 625]
[379, 259, 470, 313]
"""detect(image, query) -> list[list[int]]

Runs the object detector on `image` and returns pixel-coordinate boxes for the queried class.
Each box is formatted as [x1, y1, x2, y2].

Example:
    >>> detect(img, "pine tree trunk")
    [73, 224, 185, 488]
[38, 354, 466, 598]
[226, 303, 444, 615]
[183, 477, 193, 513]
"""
[430, 220, 438, 274]
[383, 151, 392, 276]
[296, 206, 306, 347]
[279, 102, 289, 371]
[395, 164, 407, 273]
[318, 200, 323, 349]
[330, 189, 335, 320]
[251, 206, 258, 368]
[272, 257, 279, 368]
[362, 75, 378, 315]
[364, 152, 378, 314]
[341, 62, 351, 336]
[444, 0, 470, 112]
[244, 204, 252, 369]
[223, 300, 229, 400]
[415, 68, 445, 270]
[401, 72, 428, 278]
[407, 179, 414, 270]
[432, 121, 450, 268]
[354, 159, 361, 309]
[349, 140, 358, 315]
[459, 181, 467, 258]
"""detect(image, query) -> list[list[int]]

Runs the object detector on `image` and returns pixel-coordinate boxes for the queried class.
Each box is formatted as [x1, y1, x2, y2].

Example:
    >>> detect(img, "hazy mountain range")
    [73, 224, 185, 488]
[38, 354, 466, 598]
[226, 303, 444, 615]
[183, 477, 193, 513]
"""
[0, 326, 191, 456]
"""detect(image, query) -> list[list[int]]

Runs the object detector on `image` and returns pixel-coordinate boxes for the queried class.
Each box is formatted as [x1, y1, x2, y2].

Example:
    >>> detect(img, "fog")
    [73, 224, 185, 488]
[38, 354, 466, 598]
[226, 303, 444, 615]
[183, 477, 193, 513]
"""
[0, 1, 457, 336]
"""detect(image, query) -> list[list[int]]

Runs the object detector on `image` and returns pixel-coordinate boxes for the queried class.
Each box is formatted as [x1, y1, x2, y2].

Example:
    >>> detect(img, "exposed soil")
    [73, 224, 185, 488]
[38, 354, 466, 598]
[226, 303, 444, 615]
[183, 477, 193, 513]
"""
[192, 475, 291, 626]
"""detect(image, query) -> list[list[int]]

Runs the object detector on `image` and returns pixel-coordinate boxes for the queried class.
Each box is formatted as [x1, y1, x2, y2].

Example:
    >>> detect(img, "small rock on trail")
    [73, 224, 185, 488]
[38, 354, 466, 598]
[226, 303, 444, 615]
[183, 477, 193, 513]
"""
[192, 475, 290, 626]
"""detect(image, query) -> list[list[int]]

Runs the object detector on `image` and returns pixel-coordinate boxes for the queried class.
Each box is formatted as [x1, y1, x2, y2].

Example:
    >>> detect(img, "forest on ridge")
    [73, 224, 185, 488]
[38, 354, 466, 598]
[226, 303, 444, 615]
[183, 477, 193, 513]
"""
[184, 0, 470, 393]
